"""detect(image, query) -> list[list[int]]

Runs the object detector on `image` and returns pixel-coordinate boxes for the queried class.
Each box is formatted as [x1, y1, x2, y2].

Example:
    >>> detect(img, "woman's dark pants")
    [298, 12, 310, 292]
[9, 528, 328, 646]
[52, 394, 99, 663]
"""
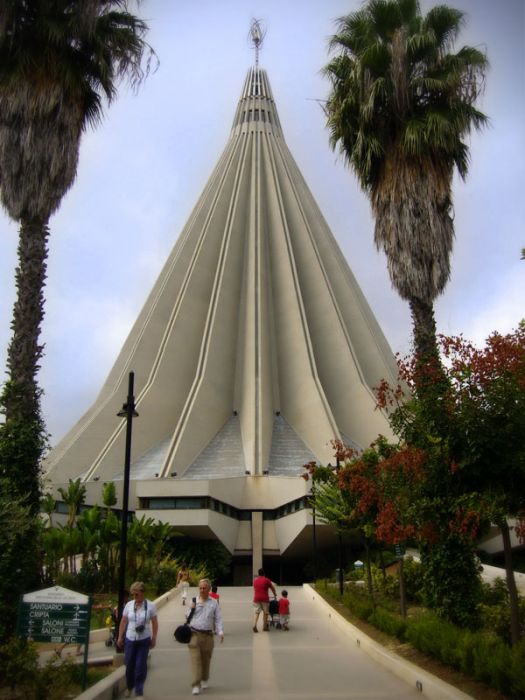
[124, 638, 150, 695]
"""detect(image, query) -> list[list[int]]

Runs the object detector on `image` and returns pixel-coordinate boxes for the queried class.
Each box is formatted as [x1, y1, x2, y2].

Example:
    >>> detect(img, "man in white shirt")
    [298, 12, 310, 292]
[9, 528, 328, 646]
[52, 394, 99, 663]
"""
[187, 578, 224, 695]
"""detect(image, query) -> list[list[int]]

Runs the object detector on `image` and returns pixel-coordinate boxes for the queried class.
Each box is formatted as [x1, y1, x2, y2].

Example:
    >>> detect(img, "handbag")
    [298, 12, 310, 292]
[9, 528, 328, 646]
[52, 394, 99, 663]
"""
[174, 598, 196, 644]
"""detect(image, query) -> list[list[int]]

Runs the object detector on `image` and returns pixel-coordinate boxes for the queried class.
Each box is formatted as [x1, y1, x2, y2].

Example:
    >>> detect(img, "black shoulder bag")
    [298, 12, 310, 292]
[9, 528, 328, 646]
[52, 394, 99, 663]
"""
[174, 598, 196, 644]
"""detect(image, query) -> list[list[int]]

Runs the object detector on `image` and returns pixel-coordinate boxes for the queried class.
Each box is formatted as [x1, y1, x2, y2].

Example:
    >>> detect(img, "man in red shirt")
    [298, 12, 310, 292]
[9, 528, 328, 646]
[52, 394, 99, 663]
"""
[252, 568, 276, 632]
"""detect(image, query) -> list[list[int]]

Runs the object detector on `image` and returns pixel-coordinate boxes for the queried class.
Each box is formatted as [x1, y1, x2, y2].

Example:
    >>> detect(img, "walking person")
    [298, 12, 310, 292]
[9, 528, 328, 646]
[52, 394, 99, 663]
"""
[252, 568, 276, 632]
[117, 581, 158, 699]
[187, 578, 224, 695]
[278, 589, 290, 630]
[177, 563, 191, 605]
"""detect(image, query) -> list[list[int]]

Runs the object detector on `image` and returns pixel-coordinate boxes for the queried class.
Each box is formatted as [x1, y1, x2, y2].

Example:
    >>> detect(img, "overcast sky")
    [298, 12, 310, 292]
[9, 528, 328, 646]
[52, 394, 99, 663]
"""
[1, 0, 523, 445]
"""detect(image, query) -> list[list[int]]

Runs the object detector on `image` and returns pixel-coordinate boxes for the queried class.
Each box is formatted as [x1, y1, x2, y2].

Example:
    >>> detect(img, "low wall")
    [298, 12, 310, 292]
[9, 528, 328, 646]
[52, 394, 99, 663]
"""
[74, 585, 180, 700]
[304, 584, 474, 700]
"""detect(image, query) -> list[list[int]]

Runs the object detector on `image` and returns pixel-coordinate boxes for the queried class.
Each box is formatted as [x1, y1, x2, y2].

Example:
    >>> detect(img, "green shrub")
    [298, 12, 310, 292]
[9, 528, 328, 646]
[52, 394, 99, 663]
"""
[455, 629, 477, 676]
[371, 564, 398, 598]
[510, 638, 525, 697]
[401, 557, 424, 602]
[321, 568, 524, 698]
[470, 634, 513, 695]
[76, 559, 104, 595]
[479, 577, 508, 606]
[0, 637, 80, 699]
[380, 549, 397, 568]
[152, 558, 179, 595]
[478, 581, 525, 645]
[345, 568, 364, 582]
[478, 602, 512, 643]
[33, 656, 76, 700]
[365, 558, 424, 604]
[342, 586, 374, 621]
[0, 637, 38, 691]
[405, 613, 522, 697]
[54, 571, 78, 590]
[420, 538, 483, 628]
[368, 607, 406, 639]
[405, 611, 463, 667]
[169, 539, 232, 582]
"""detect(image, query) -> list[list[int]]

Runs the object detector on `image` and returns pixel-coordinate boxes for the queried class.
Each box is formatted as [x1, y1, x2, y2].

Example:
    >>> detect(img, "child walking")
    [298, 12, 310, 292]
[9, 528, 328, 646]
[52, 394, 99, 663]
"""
[210, 585, 220, 603]
[278, 590, 290, 630]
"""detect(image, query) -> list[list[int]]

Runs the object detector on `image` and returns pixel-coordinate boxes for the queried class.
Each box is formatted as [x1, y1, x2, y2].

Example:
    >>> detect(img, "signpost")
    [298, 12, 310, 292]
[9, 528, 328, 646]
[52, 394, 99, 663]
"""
[17, 586, 92, 690]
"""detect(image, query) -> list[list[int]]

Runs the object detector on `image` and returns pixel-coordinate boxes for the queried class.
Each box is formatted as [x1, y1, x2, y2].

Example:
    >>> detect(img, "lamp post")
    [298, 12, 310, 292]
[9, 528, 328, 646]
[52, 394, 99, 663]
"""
[116, 371, 139, 637]
[335, 456, 344, 595]
[311, 474, 317, 581]
[327, 458, 344, 594]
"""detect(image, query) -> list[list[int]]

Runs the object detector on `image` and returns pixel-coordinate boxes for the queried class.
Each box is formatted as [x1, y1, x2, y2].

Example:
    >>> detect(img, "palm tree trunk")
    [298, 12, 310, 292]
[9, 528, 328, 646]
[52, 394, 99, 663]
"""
[6, 219, 49, 409]
[408, 297, 450, 426]
[2, 218, 49, 512]
[409, 297, 439, 363]
[499, 519, 521, 645]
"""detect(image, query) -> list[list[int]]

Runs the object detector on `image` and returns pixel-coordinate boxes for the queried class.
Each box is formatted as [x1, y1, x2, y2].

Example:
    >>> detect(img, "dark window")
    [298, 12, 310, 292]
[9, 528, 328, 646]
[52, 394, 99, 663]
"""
[139, 496, 304, 521]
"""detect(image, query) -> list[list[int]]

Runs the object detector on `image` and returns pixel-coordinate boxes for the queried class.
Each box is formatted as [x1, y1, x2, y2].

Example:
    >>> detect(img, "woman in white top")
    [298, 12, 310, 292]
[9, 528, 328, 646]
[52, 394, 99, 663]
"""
[117, 581, 158, 699]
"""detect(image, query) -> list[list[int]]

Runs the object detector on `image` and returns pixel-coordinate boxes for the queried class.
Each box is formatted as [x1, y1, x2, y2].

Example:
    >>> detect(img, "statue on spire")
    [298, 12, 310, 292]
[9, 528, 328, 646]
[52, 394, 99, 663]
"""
[249, 19, 266, 68]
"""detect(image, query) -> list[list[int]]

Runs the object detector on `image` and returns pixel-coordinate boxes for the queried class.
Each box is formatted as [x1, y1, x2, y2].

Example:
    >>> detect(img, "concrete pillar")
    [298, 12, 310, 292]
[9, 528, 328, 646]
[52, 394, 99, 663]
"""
[252, 511, 263, 575]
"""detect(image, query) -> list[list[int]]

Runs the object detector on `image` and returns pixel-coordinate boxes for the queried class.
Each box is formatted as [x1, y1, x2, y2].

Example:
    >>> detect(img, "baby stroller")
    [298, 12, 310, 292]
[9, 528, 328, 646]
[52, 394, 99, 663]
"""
[268, 598, 280, 628]
[105, 607, 119, 647]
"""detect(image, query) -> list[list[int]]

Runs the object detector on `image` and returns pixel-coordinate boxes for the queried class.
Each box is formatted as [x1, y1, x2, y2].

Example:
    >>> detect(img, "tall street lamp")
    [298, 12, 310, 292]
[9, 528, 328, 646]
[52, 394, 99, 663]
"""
[311, 474, 317, 581]
[335, 456, 344, 595]
[328, 457, 344, 595]
[116, 371, 139, 637]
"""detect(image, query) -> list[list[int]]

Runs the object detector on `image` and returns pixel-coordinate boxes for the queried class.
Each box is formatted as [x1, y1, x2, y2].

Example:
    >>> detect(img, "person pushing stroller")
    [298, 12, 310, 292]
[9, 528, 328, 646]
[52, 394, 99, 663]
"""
[252, 568, 276, 632]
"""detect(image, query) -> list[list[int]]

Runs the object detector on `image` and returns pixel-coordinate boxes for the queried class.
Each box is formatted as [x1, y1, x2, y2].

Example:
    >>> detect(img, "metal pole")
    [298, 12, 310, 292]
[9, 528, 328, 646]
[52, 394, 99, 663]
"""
[312, 476, 317, 581]
[81, 598, 92, 690]
[117, 372, 138, 638]
[336, 456, 344, 595]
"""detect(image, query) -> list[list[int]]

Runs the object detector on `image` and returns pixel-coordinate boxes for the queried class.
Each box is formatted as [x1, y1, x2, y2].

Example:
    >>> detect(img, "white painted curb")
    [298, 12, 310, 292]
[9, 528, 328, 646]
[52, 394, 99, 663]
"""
[304, 583, 474, 700]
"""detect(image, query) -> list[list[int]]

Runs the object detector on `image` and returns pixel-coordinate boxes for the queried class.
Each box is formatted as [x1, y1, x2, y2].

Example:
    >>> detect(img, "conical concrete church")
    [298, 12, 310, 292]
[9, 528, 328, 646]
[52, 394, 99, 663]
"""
[45, 60, 398, 583]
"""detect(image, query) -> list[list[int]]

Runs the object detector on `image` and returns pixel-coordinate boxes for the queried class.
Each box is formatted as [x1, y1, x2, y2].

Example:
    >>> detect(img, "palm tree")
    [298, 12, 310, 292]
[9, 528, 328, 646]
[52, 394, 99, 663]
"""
[323, 0, 487, 365]
[57, 477, 87, 529]
[0, 1, 156, 511]
[99, 510, 121, 591]
[77, 505, 102, 568]
[102, 481, 118, 515]
[41, 492, 56, 528]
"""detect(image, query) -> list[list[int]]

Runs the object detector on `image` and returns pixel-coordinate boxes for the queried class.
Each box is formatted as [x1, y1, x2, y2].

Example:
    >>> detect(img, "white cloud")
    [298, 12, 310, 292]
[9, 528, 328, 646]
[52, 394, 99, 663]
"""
[445, 267, 525, 346]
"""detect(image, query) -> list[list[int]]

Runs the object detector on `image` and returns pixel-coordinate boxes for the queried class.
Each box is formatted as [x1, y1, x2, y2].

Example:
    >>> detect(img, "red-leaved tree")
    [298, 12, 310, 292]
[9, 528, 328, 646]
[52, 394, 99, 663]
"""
[376, 325, 525, 641]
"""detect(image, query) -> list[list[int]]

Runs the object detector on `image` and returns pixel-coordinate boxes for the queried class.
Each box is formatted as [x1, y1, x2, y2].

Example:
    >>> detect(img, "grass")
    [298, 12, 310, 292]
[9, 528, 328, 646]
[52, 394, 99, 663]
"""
[315, 584, 510, 700]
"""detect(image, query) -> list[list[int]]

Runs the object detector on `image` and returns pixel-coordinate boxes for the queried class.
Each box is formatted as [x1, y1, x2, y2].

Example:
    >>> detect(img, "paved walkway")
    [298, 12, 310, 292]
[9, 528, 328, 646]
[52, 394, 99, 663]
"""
[110, 585, 425, 700]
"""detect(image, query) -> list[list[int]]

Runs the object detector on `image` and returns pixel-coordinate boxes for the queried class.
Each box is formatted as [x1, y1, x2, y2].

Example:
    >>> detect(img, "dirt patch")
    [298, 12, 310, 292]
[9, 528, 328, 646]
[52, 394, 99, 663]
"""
[321, 592, 508, 700]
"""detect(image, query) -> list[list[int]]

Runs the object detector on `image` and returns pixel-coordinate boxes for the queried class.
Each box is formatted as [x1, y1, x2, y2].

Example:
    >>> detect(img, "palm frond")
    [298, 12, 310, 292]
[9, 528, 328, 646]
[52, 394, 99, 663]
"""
[0, 0, 157, 222]
[423, 5, 464, 53]
[323, 0, 488, 333]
